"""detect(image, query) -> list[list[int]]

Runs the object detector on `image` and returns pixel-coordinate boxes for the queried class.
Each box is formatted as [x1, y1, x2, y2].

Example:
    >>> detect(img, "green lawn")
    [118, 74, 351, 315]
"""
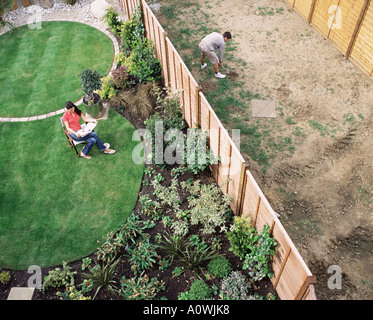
[0, 109, 144, 270]
[0, 21, 114, 117]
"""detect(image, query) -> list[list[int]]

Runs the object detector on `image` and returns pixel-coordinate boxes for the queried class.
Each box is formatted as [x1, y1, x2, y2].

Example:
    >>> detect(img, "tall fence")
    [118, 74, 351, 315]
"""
[119, 0, 317, 300]
[286, 0, 373, 79]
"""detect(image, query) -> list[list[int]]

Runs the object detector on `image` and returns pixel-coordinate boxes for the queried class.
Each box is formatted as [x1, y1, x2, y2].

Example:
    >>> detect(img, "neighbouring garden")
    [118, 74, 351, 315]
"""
[0, 4, 279, 300]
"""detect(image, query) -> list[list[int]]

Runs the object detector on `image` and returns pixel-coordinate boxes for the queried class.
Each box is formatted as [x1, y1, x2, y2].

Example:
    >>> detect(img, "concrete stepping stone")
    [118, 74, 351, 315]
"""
[7, 287, 35, 300]
[251, 99, 277, 118]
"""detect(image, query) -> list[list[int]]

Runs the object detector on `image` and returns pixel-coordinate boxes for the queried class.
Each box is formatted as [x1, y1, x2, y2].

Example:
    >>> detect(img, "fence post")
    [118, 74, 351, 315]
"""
[307, 0, 317, 24]
[236, 162, 250, 216]
[295, 275, 317, 300]
[345, 0, 371, 58]
[162, 32, 170, 87]
[196, 85, 202, 128]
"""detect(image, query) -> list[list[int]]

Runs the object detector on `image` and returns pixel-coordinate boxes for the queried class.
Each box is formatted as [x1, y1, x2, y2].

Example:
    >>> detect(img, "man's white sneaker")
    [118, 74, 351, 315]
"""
[201, 63, 207, 70]
[215, 72, 226, 79]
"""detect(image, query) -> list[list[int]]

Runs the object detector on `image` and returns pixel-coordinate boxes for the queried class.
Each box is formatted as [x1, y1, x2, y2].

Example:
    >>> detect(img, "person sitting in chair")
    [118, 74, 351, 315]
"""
[63, 101, 116, 159]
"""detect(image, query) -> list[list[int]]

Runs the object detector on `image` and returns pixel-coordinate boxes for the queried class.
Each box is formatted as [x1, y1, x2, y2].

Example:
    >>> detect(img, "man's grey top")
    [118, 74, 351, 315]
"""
[199, 32, 225, 63]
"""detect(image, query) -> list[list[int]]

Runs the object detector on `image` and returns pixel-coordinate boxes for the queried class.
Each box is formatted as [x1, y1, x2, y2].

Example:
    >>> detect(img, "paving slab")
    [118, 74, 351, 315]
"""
[251, 99, 277, 118]
[7, 287, 35, 300]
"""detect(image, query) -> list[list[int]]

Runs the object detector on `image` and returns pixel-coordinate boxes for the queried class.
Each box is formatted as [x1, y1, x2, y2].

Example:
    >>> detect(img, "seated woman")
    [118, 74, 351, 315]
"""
[63, 101, 116, 159]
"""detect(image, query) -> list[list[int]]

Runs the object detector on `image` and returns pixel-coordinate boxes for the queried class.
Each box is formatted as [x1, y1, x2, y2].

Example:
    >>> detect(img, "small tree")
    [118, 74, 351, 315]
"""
[78, 69, 102, 104]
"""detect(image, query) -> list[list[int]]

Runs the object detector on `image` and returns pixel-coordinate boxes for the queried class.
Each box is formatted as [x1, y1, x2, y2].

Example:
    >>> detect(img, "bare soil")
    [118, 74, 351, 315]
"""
[153, 0, 373, 299]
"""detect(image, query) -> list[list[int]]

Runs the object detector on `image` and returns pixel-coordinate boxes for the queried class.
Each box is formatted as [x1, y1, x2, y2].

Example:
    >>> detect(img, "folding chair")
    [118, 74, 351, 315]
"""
[60, 116, 87, 157]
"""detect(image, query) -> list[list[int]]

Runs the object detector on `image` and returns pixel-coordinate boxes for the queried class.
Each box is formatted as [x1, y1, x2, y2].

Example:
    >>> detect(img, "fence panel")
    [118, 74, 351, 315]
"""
[293, 0, 314, 20]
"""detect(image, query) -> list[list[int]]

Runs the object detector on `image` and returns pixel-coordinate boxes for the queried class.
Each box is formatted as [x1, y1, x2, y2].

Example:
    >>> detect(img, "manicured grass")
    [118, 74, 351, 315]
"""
[0, 109, 144, 270]
[0, 21, 114, 117]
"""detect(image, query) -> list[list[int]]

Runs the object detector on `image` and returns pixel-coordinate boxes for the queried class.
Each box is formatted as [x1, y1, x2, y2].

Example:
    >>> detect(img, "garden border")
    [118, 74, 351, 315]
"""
[120, 0, 317, 300]
[0, 18, 119, 123]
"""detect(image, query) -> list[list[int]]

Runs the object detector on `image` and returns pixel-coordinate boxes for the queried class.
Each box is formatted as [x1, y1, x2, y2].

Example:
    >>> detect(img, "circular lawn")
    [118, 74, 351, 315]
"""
[0, 109, 144, 270]
[0, 21, 114, 117]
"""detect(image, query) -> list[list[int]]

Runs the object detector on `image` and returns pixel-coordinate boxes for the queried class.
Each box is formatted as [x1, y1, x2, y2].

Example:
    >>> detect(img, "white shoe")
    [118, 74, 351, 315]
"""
[215, 72, 226, 79]
[201, 63, 207, 70]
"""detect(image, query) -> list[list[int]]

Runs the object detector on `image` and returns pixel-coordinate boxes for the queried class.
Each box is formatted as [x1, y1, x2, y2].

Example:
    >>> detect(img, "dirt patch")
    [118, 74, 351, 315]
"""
[152, 0, 373, 299]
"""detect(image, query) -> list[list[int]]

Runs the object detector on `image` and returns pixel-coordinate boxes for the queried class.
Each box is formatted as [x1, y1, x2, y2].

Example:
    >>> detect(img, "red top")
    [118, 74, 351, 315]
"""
[63, 111, 81, 131]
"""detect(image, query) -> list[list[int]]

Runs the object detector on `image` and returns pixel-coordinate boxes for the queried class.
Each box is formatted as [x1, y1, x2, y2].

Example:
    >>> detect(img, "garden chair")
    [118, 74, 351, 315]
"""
[60, 116, 87, 157]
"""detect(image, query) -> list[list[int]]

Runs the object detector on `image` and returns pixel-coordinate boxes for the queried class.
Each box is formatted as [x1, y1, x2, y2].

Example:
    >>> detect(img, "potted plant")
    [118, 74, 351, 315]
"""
[79, 68, 103, 118]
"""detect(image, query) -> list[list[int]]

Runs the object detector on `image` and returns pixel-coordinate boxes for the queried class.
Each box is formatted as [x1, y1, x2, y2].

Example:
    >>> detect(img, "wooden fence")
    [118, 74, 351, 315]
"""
[119, 0, 317, 300]
[286, 0, 373, 79]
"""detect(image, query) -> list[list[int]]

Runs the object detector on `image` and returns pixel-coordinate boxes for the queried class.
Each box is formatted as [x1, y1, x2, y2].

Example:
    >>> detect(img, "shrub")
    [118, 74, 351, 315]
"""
[220, 271, 250, 300]
[78, 68, 102, 101]
[139, 195, 163, 221]
[120, 273, 165, 300]
[184, 129, 220, 174]
[127, 239, 158, 274]
[82, 257, 120, 299]
[226, 216, 256, 260]
[171, 219, 189, 237]
[96, 213, 145, 261]
[242, 224, 277, 281]
[97, 75, 116, 100]
[181, 180, 232, 234]
[42, 262, 76, 292]
[111, 65, 129, 89]
[57, 285, 91, 300]
[187, 280, 212, 300]
[103, 7, 124, 35]
[208, 255, 232, 278]
[120, 16, 139, 49]
[126, 37, 162, 83]
[0, 271, 11, 284]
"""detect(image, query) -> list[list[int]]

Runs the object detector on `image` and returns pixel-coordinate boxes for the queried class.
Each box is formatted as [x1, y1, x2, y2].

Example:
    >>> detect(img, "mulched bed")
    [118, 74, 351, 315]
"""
[0, 87, 277, 301]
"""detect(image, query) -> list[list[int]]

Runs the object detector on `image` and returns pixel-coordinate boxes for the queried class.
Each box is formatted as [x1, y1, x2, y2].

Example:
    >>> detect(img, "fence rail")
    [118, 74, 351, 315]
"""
[119, 0, 317, 300]
[286, 0, 373, 79]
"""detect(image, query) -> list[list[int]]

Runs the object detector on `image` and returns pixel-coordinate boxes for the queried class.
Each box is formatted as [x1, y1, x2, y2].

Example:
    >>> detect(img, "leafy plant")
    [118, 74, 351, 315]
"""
[242, 224, 277, 281]
[139, 195, 163, 221]
[103, 7, 124, 35]
[0, 271, 11, 284]
[42, 262, 77, 293]
[127, 239, 158, 274]
[82, 257, 120, 299]
[97, 74, 116, 99]
[111, 65, 129, 89]
[57, 285, 91, 300]
[171, 219, 189, 236]
[177, 241, 217, 276]
[208, 255, 232, 278]
[184, 129, 220, 175]
[157, 231, 189, 264]
[226, 216, 256, 259]
[78, 68, 102, 101]
[126, 37, 162, 83]
[220, 271, 250, 300]
[181, 180, 232, 234]
[81, 257, 92, 271]
[96, 213, 145, 261]
[183, 280, 213, 300]
[120, 273, 165, 300]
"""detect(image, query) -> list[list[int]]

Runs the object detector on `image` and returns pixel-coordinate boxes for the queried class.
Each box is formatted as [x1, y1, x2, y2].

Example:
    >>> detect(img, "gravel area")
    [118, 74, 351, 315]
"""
[1, 0, 127, 36]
